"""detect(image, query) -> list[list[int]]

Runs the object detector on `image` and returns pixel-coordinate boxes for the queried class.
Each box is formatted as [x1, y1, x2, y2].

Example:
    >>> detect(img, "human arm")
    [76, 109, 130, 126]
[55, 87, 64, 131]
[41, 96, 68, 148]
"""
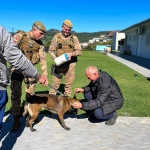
[13, 32, 23, 45]
[66, 36, 82, 60]
[72, 101, 83, 109]
[82, 85, 111, 110]
[38, 74, 48, 86]
[0, 26, 47, 85]
[48, 35, 57, 60]
[72, 86, 110, 110]
[72, 85, 106, 110]
[74, 88, 84, 93]
[71, 88, 84, 109]
[74, 74, 111, 111]
[38, 46, 49, 85]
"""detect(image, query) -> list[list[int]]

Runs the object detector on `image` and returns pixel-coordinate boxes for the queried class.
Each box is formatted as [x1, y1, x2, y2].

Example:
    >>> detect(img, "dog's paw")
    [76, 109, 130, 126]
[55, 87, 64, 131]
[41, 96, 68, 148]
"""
[25, 124, 29, 127]
[65, 127, 70, 130]
[31, 128, 37, 132]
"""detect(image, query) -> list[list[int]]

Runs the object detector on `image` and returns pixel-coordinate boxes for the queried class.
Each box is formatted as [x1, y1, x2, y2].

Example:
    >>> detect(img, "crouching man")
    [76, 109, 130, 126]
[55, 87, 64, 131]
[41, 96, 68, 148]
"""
[72, 66, 124, 125]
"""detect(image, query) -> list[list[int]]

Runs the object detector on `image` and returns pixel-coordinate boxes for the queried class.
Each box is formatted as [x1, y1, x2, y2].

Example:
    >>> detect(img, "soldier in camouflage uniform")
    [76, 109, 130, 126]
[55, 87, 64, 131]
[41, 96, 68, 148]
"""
[10, 21, 48, 131]
[49, 19, 82, 97]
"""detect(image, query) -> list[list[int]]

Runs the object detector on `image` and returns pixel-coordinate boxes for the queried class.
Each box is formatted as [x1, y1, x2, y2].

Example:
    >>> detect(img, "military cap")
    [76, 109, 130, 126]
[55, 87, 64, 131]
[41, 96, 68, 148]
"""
[63, 19, 73, 29]
[33, 21, 46, 33]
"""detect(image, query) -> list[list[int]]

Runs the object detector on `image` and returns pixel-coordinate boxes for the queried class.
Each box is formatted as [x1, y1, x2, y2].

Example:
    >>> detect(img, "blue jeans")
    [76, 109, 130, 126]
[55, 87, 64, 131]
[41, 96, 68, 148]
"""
[0, 90, 8, 130]
[84, 92, 114, 120]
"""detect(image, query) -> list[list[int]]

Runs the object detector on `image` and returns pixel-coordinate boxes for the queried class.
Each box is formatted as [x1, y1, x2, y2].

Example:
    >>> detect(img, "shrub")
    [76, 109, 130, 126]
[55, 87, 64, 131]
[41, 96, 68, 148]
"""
[123, 50, 131, 55]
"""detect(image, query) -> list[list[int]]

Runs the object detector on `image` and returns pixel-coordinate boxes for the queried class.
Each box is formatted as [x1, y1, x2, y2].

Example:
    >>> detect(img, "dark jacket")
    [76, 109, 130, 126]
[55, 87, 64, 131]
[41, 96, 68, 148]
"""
[82, 70, 124, 115]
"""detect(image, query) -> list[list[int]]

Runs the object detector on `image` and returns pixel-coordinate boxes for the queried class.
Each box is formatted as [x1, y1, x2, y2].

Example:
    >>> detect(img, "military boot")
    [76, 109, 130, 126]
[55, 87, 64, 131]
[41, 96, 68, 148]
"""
[11, 115, 20, 132]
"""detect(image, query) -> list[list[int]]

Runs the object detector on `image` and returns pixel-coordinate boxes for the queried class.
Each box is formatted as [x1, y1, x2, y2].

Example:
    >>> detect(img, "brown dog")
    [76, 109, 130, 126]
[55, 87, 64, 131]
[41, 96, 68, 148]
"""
[23, 94, 79, 132]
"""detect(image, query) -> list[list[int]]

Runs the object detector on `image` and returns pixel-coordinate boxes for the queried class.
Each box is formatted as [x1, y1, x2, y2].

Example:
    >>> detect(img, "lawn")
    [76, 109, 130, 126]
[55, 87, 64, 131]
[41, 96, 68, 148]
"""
[5, 51, 150, 117]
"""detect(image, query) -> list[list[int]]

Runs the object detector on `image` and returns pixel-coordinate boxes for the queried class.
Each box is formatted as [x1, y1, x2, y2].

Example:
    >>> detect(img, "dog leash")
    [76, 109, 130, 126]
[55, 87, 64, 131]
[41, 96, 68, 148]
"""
[48, 84, 63, 95]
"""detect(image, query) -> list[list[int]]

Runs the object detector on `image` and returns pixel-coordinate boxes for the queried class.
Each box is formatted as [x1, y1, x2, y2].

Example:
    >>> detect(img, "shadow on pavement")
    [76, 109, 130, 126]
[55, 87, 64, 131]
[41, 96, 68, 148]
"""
[0, 114, 25, 150]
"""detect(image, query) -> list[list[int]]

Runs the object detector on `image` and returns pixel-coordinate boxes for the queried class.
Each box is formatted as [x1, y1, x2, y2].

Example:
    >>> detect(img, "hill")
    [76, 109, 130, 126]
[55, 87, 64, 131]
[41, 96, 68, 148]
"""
[42, 29, 108, 46]
[10, 29, 110, 47]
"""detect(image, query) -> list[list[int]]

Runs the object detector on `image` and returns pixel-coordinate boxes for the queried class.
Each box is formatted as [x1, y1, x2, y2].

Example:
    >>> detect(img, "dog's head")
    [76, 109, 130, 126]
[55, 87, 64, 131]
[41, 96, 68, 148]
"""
[71, 93, 79, 115]
[64, 96, 79, 104]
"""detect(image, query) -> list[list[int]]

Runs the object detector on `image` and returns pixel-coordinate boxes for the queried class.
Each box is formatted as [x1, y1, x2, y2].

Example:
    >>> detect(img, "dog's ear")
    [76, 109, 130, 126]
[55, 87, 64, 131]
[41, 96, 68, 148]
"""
[73, 93, 77, 99]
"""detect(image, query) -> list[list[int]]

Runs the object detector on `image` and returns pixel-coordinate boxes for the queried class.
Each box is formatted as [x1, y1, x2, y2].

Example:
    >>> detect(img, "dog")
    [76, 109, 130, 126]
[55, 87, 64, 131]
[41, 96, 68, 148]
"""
[23, 93, 79, 132]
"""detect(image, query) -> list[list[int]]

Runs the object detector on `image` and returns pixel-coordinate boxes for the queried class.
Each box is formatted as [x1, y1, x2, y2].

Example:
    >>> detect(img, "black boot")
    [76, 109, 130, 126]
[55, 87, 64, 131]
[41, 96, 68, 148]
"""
[11, 115, 20, 132]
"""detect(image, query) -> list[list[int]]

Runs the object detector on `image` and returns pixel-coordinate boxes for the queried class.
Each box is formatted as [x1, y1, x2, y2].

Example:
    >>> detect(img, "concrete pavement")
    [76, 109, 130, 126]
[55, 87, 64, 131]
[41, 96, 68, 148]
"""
[0, 113, 150, 150]
[0, 52, 150, 150]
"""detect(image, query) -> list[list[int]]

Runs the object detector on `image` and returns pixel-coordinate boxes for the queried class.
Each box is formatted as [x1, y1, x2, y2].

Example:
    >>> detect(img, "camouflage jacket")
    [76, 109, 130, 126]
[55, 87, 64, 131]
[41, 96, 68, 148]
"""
[49, 32, 82, 60]
[13, 31, 48, 76]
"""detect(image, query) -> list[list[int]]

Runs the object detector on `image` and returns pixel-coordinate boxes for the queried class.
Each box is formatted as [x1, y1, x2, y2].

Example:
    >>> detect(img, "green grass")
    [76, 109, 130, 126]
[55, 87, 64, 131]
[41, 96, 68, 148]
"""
[5, 51, 150, 117]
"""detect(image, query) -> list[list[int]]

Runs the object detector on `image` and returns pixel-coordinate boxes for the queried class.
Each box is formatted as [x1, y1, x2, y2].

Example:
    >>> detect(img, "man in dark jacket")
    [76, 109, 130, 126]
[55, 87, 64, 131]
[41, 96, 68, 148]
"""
[72, 66, 124, 125]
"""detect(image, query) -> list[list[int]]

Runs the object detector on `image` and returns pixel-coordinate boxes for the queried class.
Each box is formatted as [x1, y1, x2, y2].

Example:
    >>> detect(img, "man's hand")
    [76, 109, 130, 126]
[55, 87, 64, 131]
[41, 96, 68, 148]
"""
[66, 52, 73, 60]
[72, 101, 82, 109]
[38, 75, 49, 86]
[74, 88, 84, 93]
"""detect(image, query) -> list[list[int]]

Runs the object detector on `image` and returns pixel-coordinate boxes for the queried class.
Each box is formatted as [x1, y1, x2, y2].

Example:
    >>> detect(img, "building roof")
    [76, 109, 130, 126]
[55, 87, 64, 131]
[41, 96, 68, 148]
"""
[120, 18, 150, 32]
[107, 30, 119, 37]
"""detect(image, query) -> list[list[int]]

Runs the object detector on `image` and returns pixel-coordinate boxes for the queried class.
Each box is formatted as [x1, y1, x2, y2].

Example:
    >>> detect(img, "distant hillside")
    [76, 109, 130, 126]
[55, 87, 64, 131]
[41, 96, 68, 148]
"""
[75, 31, 108, 42]
[42, 29, 108, 46]
[10, 29, 109, 46]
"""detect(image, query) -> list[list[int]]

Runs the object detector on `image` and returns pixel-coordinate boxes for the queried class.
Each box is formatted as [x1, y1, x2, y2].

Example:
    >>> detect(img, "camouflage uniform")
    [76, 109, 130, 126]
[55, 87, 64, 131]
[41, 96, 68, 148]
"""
[49, 32, 82, 96]
[11, 31, 48, 116]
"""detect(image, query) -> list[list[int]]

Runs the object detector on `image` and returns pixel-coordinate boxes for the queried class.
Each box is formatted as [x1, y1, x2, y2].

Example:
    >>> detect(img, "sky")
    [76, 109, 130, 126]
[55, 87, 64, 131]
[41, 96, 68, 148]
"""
[1, 0, 150, 33]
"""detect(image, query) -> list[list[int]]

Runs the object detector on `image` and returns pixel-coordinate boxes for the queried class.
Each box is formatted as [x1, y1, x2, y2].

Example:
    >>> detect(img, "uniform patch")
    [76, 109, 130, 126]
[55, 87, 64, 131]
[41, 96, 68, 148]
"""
[13, 36, 18, 43]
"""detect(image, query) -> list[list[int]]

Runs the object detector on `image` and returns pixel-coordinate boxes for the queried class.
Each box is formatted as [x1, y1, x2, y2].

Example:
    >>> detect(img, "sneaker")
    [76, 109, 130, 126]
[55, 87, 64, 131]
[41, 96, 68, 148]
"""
[105, 112, 118, 126]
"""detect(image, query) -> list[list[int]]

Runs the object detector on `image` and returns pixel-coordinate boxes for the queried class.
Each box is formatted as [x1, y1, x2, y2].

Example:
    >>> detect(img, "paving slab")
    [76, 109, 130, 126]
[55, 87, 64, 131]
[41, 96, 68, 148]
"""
[1, 53, 150, 149]
[0, 114, 150, 150]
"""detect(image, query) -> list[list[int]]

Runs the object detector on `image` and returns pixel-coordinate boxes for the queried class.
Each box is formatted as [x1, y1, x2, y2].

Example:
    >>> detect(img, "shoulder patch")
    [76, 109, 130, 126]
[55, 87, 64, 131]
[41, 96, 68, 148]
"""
[56, 32, 61, 38]
[13, 36, 18, 43]
[13, 33, 23, 43]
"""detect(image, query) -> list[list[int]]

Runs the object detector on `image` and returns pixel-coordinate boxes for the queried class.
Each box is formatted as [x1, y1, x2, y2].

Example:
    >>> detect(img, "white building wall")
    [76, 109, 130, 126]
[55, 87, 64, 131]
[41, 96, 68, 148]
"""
[138, 26, 150, 59]
[112, 32, 125, 50]
[89, 40, 94, 44]
[121, 19, 150, 59]
[125, 25, 150, 59]
[126, 30, 137, 55]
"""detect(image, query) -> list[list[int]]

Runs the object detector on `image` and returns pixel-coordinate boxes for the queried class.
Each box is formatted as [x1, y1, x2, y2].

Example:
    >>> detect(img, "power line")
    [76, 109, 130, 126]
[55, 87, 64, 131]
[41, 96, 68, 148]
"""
[1, 25, 19, 32]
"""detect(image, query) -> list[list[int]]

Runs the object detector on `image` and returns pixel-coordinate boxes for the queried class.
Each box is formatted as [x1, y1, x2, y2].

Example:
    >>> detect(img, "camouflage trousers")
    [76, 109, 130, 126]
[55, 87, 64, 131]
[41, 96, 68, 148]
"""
[49, 63, 76, 97]
[10, 72, 36, 116]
